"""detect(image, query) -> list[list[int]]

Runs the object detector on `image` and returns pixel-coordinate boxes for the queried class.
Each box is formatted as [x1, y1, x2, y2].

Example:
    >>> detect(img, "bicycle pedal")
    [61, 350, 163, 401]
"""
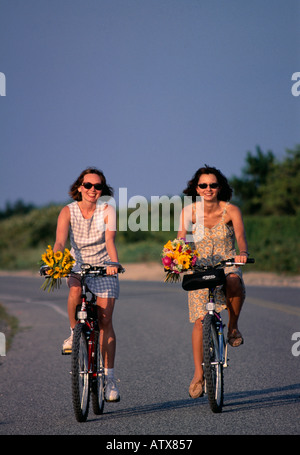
[61, 349, 72, 355]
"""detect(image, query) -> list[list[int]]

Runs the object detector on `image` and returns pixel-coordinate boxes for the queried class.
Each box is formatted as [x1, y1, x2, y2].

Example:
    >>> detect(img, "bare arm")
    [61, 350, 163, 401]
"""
[104, 205, 119, 275]
[177, 205, 193, 239]
[177, 209, 188, 239]
[228, 204, 248, 263]
[53, 206, 70, 253]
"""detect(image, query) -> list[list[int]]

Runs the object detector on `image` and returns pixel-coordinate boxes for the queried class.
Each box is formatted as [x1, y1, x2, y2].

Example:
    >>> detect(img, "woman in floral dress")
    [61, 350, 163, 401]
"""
[178, 165, 249, 399]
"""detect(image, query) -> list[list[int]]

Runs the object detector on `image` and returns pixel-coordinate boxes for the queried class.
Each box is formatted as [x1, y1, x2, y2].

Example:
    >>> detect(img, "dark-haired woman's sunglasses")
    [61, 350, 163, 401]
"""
[82, 182, 103, 191]
[198, 183, 219, 189]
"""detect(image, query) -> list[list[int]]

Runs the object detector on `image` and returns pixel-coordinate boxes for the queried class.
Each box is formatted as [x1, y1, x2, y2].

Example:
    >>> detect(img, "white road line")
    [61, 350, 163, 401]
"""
[247, 297, 300, 317]
[0, 294, 68, 318]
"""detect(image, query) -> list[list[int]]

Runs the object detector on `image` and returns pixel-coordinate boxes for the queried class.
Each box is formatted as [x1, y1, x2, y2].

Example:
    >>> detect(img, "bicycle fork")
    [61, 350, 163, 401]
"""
[86, 322, 104, 382]
[206, 289, 229, 369]
[214, 312, 229, 368]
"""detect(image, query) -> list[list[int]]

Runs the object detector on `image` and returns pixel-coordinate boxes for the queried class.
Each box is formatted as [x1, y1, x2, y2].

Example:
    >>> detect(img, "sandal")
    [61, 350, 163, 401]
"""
[227, 329, 244, 347]
[189, 379, 204, 399]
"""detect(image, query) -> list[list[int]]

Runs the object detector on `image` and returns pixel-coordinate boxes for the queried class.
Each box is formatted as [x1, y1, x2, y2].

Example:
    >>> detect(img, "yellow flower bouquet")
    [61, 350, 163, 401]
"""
[161, 238, 199, 283]
[40, 245, 75, 292]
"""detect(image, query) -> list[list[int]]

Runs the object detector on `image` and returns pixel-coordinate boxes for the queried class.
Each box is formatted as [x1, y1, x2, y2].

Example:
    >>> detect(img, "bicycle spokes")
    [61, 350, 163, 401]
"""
[71, 324, 90, 422]
[203, 314, 224, 413]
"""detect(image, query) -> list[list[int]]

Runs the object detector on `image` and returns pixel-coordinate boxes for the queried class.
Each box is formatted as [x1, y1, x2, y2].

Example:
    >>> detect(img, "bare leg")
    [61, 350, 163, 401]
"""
[61, 276, 81, 352]
[97, 297, 116, 368]
[67, 276, 82, 328]
[226, 274, 245, 346]
[191, 318, 204, 382]
[97, 297, 120, 402]
[189, 317, 204, 398]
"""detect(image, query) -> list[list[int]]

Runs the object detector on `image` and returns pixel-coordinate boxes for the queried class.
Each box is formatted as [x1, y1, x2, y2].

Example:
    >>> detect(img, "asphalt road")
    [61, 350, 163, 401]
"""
[0, 275, 299, 438]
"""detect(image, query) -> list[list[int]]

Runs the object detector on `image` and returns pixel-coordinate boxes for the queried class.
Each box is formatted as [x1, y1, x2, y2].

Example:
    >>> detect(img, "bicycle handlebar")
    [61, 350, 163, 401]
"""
[223, 258, 255, 266]
[78, 262, 125, 276]
[192, 257, 255, 272]
[40, 262, 125, 277]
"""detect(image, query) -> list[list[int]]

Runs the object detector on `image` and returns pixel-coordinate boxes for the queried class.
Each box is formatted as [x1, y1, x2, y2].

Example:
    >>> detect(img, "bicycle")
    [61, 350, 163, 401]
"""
[41, 261, 124, 422]
[182, 257, 254, 413]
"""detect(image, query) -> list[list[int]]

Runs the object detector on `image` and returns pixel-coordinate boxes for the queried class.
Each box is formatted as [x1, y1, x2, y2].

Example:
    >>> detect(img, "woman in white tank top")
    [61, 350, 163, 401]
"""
[54, 167, 120, 402]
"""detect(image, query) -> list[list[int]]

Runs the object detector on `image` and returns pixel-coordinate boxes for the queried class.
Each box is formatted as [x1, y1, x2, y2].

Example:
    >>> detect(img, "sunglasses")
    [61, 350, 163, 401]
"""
[82, 182, 104, 191]
[198, 183, 219, 189]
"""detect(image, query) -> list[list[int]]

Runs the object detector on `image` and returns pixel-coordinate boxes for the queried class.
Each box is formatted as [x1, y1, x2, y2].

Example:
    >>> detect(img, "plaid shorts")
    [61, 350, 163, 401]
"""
[85, 275, 119, 299]
[69, 273, 119, 299]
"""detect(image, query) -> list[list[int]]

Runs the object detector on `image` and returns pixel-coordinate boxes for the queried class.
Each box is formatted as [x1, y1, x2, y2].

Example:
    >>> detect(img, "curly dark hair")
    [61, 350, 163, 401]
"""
[183, 165, 232, 201]
[69, 167, 114, 201]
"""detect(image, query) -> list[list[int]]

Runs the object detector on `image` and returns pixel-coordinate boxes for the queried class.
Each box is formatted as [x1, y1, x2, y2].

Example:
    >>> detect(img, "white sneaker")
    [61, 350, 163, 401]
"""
[62, 329, 73, 354]
[105, 377, 120, 402]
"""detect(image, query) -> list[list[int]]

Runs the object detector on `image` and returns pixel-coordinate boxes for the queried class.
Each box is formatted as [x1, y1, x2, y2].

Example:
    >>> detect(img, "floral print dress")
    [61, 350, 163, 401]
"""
[188, 202, 245, 323]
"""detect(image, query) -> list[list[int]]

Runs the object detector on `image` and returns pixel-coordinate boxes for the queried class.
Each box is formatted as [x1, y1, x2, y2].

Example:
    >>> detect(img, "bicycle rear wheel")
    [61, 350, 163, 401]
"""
[203, 313, 224, 413]
[71, 323, 90, 422]
[91, 330, 105, 415]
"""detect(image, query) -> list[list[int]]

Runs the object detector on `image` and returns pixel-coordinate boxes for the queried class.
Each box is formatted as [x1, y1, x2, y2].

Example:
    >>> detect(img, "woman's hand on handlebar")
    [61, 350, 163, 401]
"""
[106, 265, 119, 275]
[234, 254, 248, 264]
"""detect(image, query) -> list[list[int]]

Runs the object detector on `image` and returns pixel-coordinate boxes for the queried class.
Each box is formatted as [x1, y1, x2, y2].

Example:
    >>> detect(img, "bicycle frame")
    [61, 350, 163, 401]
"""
[198, 258, 254, 370]
[75, 260, 124, 325]
[184, 257, 254, 413]
[74, 267, 106, 376]
[205, 287, 228, 369]
[73, 262, 125, 373]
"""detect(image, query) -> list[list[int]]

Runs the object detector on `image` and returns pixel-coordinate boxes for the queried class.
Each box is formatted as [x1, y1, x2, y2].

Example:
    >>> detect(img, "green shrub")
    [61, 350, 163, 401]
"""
[0, 205, 299, 274]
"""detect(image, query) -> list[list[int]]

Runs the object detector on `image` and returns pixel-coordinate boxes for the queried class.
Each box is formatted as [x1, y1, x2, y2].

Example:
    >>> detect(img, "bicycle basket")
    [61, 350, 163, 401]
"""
[182, 268, 225, 291]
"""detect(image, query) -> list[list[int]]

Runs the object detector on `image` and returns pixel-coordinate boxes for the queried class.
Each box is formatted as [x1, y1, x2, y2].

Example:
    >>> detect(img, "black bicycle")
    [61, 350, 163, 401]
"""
[182, 257, 254, 413]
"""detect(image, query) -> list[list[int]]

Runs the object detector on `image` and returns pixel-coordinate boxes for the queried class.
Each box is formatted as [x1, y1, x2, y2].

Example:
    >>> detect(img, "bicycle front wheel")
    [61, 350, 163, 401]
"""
[71, 323, 90, 422]
[91, 330, 105, 415]
[203, 313, 224, 413]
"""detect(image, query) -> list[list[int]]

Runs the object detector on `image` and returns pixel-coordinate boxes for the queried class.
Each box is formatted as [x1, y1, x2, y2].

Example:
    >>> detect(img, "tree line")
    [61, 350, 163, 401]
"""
[1, 144, 299, 220]
[229, 144, 300, 215]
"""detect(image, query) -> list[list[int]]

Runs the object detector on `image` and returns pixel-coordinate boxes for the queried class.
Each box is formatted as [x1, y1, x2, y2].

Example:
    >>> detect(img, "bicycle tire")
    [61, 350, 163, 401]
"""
[71, 323, 90, 422]
[91, 330, 105, 415]
[203, 313, 224, 413]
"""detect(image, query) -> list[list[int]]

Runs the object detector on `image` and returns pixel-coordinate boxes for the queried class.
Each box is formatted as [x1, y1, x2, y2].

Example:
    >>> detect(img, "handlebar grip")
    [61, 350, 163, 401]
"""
[225, 257, 255, 266]
[40, 265, 50, 276]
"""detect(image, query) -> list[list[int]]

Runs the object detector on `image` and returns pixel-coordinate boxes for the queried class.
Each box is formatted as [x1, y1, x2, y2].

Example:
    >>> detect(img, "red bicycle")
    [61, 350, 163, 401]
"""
[41, 261, 124, 422]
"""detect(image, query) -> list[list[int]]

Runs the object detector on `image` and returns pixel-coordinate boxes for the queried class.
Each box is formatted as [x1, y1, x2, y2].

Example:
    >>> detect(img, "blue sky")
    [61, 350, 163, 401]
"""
[0, 0, 299, 209]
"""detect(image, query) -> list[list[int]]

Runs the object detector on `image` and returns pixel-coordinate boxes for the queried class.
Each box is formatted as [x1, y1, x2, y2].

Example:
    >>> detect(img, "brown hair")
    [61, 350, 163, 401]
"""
[183, 165, 233, 202]
[69, 167, 114, 201]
